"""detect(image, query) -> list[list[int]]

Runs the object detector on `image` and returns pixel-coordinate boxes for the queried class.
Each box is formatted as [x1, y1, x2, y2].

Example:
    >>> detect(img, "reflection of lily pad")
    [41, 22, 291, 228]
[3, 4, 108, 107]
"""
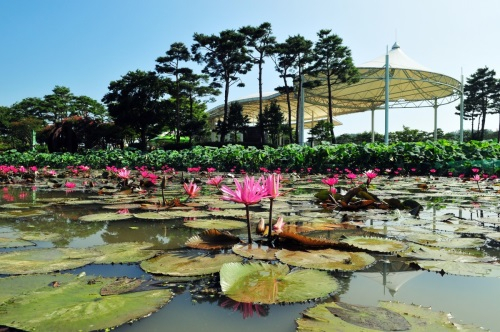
[232, 243, 278, 260]
[0, 248, 102, 274]
[185, 229, 241, 250]
[0, 237, 35, 248]
[78, 212, 134, 222]
[92, 242, 162, 264]
[184, 218, 246, 230]
[0, 274, 173, 331]
[340, 236, 407, 253]
[276, 248, 375, 271]
[20, 231, 64, 242]
[220, 262, 338, 304]
[0, 209, 48, 218]
[140, 250, 242, 276]
[296, 300, 482, 331]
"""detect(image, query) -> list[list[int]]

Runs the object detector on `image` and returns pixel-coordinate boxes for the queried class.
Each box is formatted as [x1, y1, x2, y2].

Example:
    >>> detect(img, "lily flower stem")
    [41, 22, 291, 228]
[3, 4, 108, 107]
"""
[245, 205, 252, 243]
[477, 182, 481, 192]
[267, 198, 274, 244]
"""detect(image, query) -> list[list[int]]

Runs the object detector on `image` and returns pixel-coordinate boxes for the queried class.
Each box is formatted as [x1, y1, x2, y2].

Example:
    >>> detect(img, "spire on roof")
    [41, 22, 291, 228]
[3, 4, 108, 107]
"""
[392, 42, 400, 50]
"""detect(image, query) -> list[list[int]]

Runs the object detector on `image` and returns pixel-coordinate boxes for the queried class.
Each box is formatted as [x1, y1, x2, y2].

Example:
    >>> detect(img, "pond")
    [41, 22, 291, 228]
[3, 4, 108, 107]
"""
[0, 171, 499, 331]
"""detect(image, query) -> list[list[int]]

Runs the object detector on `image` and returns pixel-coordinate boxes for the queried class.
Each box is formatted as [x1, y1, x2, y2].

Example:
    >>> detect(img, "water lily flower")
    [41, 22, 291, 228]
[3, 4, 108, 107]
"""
[471, 174, 481, 191]
[220, 175, 268, 243]
[472, 168, 480, 173]
[321, 177, 338, 187]
[65, 182, 76, 189]
[346, 173, 357, 183]
[263, 173, 283, 242]
[365, 170, 378, 185]
[272, 216, 285, 233]
[117, 168, 130, 179]
[184, 180, 201, 198]
[207, 167, 216, 174]
[206, 175, 223, 188]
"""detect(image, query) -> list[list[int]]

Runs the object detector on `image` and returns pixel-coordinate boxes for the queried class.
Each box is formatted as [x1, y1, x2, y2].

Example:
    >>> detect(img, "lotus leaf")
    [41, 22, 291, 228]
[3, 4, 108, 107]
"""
[184, 218, 247, 230]
[275, 248, 375, 271]
[133, 211, 178, 220]
[340, 236, 407, 253]
[400, 244, 496, 263]
[1, 202, 51, 209]
[102, 203, 142, 210]
[0, 209, 48, 218]
[0, 274, 173, 331]
[296, 300, 482, 331]
[140, 250, 242, 276]
[0, 236, 35, 248]
[232, 243, 279, 260]
[0, 247, 102, 274]
[404, 233, 486, 249]
[185, 229, 241, 250]
[92, 242, 162, 264]
[220, 262, 338, 304]
[19, 231, 64, 242]
[78, 212, 133, 222]
[413, 260, 500, 277]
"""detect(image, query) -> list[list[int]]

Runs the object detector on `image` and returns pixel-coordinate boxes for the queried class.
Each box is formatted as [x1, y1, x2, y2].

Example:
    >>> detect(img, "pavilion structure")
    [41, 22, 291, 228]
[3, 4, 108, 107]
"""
[207, 43, 463, 144]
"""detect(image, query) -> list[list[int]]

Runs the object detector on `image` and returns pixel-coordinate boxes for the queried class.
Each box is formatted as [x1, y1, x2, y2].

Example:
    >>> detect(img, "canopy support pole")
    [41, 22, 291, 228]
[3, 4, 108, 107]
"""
[433, 98, 438, 141]
[384, 46, 390, 145]
[459, 71, 464, 143]
[371, 109, 375, 143]
[298, 74, 305, 145]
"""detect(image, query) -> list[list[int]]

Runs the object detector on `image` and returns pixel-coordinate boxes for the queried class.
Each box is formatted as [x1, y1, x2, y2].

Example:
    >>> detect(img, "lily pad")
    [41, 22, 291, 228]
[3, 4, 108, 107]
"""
[220, 262, 338, 304]
[232, 243, 279, 260]
[78, 212, 134, 222]
[133, 211, 178, 220]
[275, 248, 375, 271]
[296, 300, 482, 331]
[0, 274, 173, 331]
[400, 244, 496, 263]
[404, 233, 486, 249]
[0, 247, 102, 274]
[0, 209, 48, 218]
[0, 236, 35, 248]
[340, 236, 407, 253]
[92, 242, 162, 264]
[140, 250, 242, 276]
[412, 260, 500, 277]
[184, 218, 247, 230]
[185, 229, 241, 250]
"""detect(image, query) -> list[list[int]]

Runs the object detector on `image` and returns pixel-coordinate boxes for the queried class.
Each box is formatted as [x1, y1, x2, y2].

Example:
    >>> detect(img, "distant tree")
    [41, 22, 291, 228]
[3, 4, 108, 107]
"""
[389, 126, 432, 142]
[42, 86, 77, 123]
[224, 101, 249, 143]
[239, 22, 276, 144]
[156, 42, 193, 144]
[456, 67, 500, 141]
[308, 29, 359, 143]
[337, 131, 384, 144]
[308, 120, 335, 145]
[72, 96, 108, 121]
[273, 35, 313, 143]
[102, 70, 171, 151]
[192, 30, 253, 143]
[258, 100, 285, 146]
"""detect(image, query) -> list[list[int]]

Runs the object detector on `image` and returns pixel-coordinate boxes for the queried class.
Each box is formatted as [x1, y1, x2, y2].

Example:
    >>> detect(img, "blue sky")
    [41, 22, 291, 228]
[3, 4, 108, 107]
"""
[2, 0, 500, 135]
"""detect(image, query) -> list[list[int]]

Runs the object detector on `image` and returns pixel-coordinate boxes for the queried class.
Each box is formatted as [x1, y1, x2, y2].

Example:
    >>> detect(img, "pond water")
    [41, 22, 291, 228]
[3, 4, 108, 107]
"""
[0, 174, 499, 331]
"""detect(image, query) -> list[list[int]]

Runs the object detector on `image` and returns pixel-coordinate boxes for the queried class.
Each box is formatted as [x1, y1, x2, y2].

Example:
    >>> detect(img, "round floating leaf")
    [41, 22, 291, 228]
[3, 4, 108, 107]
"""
[277, 231, 340, 249]
[0, 209, 48, 218]
[413, 260, 500, 277]
[185, 229, 241, 250]
[140, 250, 242, 276]
[184, 218, 246, 230]
[133, 211, 178, 220]
[232, 243, 278, 260]
[220, 262, 338, 304]
[276, 248, 375, 272]
[78, 212, 133, 222]
[19, 231, 64, 242]
[340, 236, 407, 253]
[405, 233, 486, 249]
[102, 203, 142, 210]
[99, 277, 145, 295]
[0, 236, 35, 248]
[0, 202, 51, 209]
[0, 274, 173, 331]
[296, 300, 482, 331]
[0, 248, 102, 274]
[400, 244, 496, 263]
[92, 242, 162, 264]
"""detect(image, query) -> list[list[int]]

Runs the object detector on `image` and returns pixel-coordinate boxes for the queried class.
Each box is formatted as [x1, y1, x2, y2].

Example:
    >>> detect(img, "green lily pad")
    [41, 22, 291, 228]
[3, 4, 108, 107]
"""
[404, 233, 486, 249]
[0, 236, 35, 248]
[232, 243, 279, 260]
[340, 236, 408, 253]
[0, 247, 102, 274]
[275, 248, 375, 271]
[0, 274, 173, 331]
[185, 229, 241, 250]
[413, 260, 500, 277]
[296, 300, 482, 331]
[140, 250, 242, 276]
[220, 262, 338, 304]
[92, 242, 162, 264]
[133, 211, 178, 220]
[0, 209, 48, 218]
[78, 212, 133, 222]
[20, 231, 64, 242]
[102, 203, 142, 210]
[0, 202, 51, 209]
[184, 218, 247, 230]
[400, 244, 496, 262]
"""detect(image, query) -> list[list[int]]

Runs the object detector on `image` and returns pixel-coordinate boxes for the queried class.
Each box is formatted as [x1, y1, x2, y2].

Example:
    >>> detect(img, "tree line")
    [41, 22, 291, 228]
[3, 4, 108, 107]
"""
[1, 22, 498, 152]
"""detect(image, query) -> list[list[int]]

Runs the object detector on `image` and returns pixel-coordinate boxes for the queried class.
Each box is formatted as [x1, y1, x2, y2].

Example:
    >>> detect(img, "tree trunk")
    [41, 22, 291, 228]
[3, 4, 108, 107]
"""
[220, 80, 230, 143]
[284, 76, 293, 144]
[258, 61, 265, 144]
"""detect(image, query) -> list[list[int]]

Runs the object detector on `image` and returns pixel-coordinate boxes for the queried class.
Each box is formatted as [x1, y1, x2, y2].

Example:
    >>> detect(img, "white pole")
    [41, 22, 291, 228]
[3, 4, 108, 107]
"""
[384, 46, 390, 145]
[433, 98, 438, 141]
[459, 70, 464, 143]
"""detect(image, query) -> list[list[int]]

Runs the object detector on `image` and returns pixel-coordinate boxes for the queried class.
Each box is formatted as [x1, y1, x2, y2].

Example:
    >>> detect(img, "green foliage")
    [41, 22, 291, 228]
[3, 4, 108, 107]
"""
[2, 141, 500, 176]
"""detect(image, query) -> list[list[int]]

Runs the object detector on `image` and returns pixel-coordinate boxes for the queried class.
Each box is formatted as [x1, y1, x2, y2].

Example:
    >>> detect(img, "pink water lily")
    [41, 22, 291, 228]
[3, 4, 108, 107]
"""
[272, 216, 285, 233]
[206, 175, 223, 188]
[263, 173, 283, 243]
[65, 182, 76, 189]
[117, 168, 130, 179]
[220, 175, 268, 243]
[184, 180, 201, 198]
[365, 170, 378, 185]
